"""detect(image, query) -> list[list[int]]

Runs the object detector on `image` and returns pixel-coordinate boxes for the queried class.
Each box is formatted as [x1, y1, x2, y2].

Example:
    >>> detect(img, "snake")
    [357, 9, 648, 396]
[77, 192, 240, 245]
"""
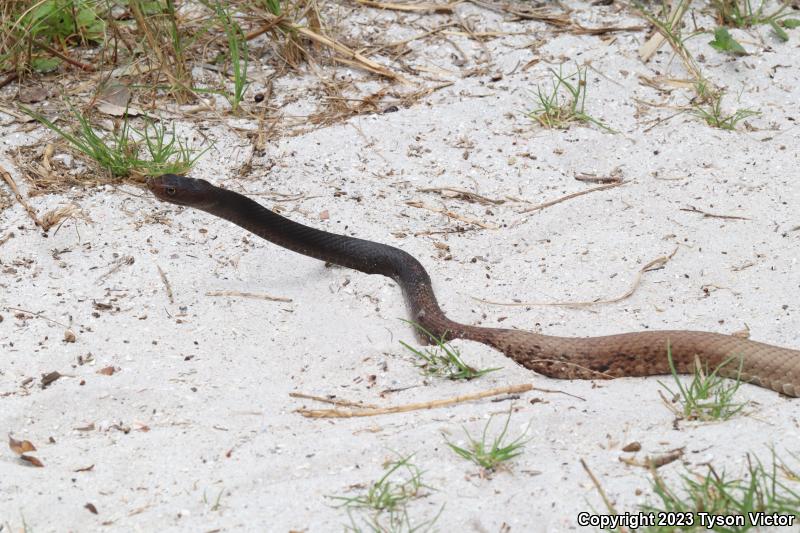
[147, 174, 800, 397]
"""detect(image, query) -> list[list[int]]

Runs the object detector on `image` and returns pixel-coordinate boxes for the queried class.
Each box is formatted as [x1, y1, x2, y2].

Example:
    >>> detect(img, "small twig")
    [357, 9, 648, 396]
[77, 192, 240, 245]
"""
[418, 187, 505, 205]
[206, 290, 292, 303]
[520, 182, 624, 214]
[574, 173, 622, 184]
[96, 255, 134, 285]
[405, 200, 498, 229]
[559, 23, 646, 36]
[413, 226, 479, 237]
[289, 392, 379, 409]
[157, 265, 174, 305]
[354, 0, 457, 13]
[5, 306, 70, 329]
[680, 206, 750, 221]
[532, 386, 586, 401]
[638, 0, 689, 62]
[475, 247, 678, 308]
[467, 0, 570, 27]
[1, 165, 41, 226]
[0, 231, 14, 246]
[581, 458, 625, 530]
[295, 383, 533, 418]
[32, 38, 95, 71]
[246, 16, 409, 84]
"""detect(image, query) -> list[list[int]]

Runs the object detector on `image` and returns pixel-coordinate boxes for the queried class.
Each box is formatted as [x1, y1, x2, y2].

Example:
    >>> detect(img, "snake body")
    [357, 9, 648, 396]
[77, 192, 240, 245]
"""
[148, 174, 800, 397]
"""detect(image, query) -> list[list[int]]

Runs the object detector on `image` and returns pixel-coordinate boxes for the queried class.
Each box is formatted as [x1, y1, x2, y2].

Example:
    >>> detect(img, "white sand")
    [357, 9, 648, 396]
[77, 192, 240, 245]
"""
[2, 2, 800, 531]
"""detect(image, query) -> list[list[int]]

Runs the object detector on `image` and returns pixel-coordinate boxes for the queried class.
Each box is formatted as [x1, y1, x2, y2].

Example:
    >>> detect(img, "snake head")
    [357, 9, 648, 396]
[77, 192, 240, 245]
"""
[147, 174, 217, 208]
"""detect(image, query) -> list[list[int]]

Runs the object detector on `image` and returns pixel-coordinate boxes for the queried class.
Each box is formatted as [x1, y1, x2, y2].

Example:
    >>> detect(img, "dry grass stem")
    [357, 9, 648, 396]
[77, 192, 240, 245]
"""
[158, 265, 174, 305]
[295, 384, 533, 418]
[405, 200, 498, 229]
[289, 392, 380, 409]
[639, 1, 690, 61]
[475, 247, 678, 308]
[247, 15, 409, 84]
[680, 206, 750, 220]
[39, 204, 89, 232]
[1, 165, 41, 226]
[520, 181, 624, 214]
[354, 0, 457, 13]
[418, 187, 505, 205]
[206, 290, 292, 302]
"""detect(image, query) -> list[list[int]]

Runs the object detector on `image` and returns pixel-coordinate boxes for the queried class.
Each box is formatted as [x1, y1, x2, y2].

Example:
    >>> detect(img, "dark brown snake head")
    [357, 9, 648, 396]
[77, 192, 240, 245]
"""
[147, 174, 217, 208]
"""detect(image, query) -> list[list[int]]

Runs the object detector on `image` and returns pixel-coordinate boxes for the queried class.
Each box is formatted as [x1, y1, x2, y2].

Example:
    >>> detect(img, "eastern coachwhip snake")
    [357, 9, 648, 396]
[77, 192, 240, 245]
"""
[148, 174, 799, 397]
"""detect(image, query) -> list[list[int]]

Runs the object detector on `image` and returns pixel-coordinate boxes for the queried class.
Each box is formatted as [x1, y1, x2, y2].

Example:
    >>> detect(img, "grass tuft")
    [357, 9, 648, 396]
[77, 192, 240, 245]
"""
[658, 346, 745, 422]
[21, 104, 207, 178]
[527, 65, 615, 133]
[446, 408, 530, 472]
[711, 0, 797, 35]
[642, 453, 800, 532]
[690, 86, 760, 130]
[330, 454, 440, 532]
[400, 321, 499, 381]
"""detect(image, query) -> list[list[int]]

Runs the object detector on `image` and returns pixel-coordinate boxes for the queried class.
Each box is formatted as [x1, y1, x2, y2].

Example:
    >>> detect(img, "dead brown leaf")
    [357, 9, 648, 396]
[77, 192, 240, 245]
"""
[9, 434, 37, 455]
[94, 83, 145, 117]
[97, 366, 116, 376]
[20, 454, 44, 467]
[622, 441, 642, 452]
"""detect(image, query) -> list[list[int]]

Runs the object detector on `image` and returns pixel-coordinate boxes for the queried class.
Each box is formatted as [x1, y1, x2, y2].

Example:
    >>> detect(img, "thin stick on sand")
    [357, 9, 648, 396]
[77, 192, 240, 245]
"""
[295, 383, 533, 418]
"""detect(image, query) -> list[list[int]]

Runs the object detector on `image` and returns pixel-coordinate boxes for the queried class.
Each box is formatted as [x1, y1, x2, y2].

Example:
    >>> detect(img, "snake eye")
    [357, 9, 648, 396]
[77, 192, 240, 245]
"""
[166, 187, 176, 196]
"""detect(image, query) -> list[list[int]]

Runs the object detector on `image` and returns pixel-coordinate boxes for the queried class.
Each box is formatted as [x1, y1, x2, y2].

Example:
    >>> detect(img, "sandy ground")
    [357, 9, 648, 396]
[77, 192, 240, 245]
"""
[2, 1, 800, 532]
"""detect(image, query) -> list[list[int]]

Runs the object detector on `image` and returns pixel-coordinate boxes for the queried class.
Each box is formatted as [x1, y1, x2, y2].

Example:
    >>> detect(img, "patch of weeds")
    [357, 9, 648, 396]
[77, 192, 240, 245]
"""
[708, 27, 747, 55]
[330, 455, 429, 512]
[21, 104, 207, 177]
[710, 0, 800, 41]
[330, 454, 439, 532]
[128, 0, 194, 103]
[213, 1, 249, 113]
[139, 119, 208, 175]
[658, 345, 746, 421]
[446, 408, 530, 473]
[642, 453, 800, 532]
[527, 65, 616, 133]
[24, 0, 105, 43]
[710, 0, 797, 45]
[689, 81, 760, 130]
[1, 0, 105, 72]
[400, 321, 499, 381]
[693, 100, 759, 130]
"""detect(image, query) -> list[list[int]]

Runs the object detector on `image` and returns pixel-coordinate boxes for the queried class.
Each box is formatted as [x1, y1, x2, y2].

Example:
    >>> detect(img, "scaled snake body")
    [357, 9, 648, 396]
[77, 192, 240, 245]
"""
[148, 174, 800, 397]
